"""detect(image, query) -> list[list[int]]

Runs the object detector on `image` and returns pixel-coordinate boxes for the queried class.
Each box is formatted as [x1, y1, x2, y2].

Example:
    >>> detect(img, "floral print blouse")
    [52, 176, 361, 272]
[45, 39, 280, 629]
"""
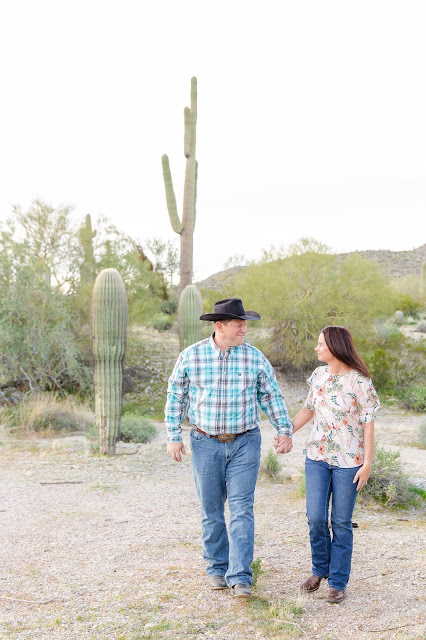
[303, 366, 380, 468]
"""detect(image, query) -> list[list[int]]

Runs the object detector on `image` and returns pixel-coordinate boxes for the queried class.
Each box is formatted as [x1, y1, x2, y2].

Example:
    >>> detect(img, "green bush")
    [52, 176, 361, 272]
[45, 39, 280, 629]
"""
[361, 445, 423, 509]
[161, 298, 178, 316]
[151, 313, 174, 331]
[263, 449, 282, 481]
[375, 320, 400, 340]
[119, 414, 158, 443]
[250, 557, 264, 587]
[419, 419, 426, 448]
[400, 386, 426, 412]
[363, 332, 426, 405]
[298, 473, 306, 498]
[393, 294, 423, 318]
[416, 320, 426, 333]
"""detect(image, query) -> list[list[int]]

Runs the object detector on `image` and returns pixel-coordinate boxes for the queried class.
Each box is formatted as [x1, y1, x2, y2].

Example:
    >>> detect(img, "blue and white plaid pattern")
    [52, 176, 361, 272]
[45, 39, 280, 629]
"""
[165, 335, 293, 442]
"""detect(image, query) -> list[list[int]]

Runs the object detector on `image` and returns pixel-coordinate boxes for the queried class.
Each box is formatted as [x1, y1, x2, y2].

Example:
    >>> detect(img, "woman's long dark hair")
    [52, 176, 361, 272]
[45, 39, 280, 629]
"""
[321, 326, 371, 379]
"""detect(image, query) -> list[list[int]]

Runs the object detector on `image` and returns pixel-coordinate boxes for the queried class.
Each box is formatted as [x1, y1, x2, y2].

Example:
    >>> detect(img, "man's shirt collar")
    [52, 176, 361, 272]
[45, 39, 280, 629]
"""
[209, 333, 237, 357]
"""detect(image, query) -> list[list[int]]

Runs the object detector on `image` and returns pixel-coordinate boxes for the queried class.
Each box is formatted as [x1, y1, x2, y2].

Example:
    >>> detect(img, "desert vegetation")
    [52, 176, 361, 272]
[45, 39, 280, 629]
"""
[0, 202, 425, 639]
[201, 238, 426, 413]
[1, 208, 425, 443]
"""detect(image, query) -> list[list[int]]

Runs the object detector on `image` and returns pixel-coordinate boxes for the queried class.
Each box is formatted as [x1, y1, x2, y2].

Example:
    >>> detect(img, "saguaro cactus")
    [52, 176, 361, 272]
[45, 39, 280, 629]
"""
[79, 214, 97, 285]
[178, 284, 203, 350]
[91, 268, 128, 455]
[162, 76, 198, 296]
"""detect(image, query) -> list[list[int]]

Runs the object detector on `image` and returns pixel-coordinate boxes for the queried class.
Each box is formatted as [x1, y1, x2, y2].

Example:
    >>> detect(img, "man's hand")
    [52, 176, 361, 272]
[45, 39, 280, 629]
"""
[274, 435, 292, 454]
[167, 441, 186, 462]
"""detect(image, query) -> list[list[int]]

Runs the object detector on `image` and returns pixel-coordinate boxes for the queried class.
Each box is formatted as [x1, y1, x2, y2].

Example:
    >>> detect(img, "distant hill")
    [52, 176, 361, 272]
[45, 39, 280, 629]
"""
[196, 244, 426, 291]
[336, 244, 426, 279]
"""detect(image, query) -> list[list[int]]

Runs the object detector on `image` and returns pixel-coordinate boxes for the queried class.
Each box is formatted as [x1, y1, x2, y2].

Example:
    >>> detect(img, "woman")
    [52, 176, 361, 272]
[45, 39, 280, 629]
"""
[276, 326, 379, 603]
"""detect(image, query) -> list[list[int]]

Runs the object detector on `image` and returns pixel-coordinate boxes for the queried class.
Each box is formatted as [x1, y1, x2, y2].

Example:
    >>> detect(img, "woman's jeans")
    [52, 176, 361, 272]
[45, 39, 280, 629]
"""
[305, 457, 360, 591]
[190, 427, 261, 587]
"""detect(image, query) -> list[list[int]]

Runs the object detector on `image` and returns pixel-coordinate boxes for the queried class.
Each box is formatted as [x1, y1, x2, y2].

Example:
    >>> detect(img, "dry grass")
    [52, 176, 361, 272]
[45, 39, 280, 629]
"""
[1, 393, 95, 436]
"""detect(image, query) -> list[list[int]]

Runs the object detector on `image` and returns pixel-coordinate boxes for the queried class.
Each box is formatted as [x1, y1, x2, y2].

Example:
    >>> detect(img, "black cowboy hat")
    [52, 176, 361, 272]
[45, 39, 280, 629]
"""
[200, 298, 261, 322]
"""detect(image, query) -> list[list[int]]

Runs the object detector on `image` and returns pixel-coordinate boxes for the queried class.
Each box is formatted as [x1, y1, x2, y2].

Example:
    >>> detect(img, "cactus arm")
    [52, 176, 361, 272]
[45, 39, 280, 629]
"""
[190, 76, 197, 126]
[161, 155, 183, 234]
[184, 107, 191, 158]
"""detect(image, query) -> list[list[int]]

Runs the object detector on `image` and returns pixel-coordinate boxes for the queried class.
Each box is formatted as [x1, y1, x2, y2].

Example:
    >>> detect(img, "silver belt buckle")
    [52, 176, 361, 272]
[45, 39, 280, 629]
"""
[217, 433, 237, 443]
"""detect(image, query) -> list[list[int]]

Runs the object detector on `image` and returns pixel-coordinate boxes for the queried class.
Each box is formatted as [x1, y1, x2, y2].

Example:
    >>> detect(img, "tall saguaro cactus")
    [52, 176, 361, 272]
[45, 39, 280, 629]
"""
[79, 214, 97, 285]
[178, 284, 203, 350]
[162, 76, 198, 297]
[91, 268, 128, 455]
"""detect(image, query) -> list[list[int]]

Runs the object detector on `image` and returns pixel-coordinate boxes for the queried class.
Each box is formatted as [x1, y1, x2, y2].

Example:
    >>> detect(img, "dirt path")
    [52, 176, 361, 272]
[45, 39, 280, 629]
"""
[0, 410, 425, 640]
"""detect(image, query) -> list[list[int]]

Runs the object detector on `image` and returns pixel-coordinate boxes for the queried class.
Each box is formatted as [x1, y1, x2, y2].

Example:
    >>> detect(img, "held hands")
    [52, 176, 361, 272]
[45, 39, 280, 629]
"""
[167, 441, 186, 462]
[274, 435, 293, 454]
[353, 463, 371, 491]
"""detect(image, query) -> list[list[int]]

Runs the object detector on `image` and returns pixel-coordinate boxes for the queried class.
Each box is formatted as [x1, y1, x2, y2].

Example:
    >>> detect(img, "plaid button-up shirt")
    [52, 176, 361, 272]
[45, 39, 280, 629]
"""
[165, 335, 293, 442]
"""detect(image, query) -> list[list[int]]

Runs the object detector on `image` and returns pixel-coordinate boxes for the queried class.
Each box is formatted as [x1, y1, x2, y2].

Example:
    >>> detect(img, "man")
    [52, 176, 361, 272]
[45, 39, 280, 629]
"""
[165, 298, 292, 598]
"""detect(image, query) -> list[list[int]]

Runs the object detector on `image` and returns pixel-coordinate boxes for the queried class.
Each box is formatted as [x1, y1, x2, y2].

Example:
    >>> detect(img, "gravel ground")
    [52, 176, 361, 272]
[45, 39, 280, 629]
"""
[0, 404, 425, 640]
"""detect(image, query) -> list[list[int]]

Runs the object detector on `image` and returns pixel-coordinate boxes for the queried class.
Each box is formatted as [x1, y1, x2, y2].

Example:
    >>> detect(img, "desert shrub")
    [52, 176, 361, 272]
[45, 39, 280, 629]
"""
[416, 320, 426, 333]
[250, 557, 264, 587]
[161, 298, 178, 316]
[2, 394, 95, 434]
[365, 344, 400, 392]
[0, 263, 90, 393]
[393, 294, 423, 318]
[263, 449, 282, 481]
[391, 274, 425, 308]
[119, 414, 157, 443]
[362, 332, 426, 408]
[400, 386, 426, 413]
[361, 445, 422, 509]
[298, 473, 306, 498]
[151, 313, 174, 331]
[375, 320, 400, 340]
[418, 419, 426, 448]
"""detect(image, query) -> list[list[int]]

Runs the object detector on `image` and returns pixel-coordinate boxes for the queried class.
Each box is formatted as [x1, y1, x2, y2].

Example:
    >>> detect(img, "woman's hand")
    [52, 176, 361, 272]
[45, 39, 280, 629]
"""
[274, 435, 293, 454]
[353, 462, 371, 491]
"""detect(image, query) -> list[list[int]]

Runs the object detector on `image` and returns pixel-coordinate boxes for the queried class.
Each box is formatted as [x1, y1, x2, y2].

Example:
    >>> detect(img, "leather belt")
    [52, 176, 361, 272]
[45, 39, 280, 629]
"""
[196, 427, 243, 443]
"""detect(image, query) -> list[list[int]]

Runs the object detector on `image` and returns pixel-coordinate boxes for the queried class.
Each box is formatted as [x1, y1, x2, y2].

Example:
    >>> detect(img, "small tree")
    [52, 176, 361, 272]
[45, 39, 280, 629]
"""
[3, 199, 81, 293]
[0, 261, 89, 391]
[228, 239, 394, 371]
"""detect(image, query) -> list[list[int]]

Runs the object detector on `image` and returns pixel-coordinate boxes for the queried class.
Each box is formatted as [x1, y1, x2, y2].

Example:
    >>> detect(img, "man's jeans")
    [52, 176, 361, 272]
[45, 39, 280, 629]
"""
[305, 457, 360, 591]
[190, 427, 261, 587]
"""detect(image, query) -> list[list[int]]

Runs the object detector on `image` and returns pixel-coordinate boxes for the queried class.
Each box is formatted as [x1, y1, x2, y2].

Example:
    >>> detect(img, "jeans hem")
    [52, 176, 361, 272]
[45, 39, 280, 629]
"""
[328, 584, 346, 592]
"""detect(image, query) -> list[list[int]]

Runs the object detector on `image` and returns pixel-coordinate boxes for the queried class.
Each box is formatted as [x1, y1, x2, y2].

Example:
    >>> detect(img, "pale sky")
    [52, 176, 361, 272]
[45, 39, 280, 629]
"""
[0, 0, 425, 280]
